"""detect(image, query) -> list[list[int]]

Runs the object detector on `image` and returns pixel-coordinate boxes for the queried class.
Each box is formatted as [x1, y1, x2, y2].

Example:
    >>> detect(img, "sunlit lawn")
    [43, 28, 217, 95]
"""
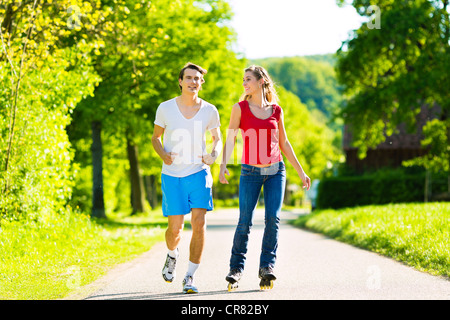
[0, 209, 167, 300]
[291, 202, 450, 278]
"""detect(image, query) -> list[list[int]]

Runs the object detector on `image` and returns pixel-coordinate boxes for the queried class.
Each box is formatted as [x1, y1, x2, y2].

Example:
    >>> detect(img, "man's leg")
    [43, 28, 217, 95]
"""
[162, 215, 184, 283]
[166, 214, 185, 251]
[189, 208, 207, 264]
[182, 208, 206, 293]
[181, 169, 212, 293]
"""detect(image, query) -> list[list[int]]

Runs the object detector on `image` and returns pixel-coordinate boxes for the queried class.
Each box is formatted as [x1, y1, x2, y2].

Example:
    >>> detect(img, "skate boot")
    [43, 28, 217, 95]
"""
[162, 253, 177, 283]
[258, 266, 276, 290]
[182, 275, 198, 294]
[225, 268, 242, 292]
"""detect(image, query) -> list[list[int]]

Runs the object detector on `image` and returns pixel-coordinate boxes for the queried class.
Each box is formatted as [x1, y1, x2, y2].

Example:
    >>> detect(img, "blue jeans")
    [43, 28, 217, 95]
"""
[229, 161, 286, 271]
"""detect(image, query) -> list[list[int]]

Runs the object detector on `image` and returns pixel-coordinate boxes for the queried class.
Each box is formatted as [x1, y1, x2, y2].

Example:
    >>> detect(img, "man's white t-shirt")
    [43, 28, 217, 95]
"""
[154, 97, 220, 177]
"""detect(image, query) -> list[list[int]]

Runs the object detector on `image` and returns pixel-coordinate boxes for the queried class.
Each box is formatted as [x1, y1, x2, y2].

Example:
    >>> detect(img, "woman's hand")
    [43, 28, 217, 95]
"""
[299, 171, 311, 191]
[219, 165, 230, 184]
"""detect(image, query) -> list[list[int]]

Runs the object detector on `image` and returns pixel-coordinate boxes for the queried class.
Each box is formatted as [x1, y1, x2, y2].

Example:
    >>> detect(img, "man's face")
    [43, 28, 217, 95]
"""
[179, 68, 204, 94]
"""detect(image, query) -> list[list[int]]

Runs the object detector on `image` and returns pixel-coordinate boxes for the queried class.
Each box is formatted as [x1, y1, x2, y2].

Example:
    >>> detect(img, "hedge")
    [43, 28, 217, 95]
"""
[316, 171, 426, 209]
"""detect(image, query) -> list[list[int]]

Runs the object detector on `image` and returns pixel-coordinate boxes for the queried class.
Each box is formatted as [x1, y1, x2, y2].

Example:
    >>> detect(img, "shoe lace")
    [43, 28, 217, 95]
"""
[184, 275, 194, 286]
[167, 256, 176, 273]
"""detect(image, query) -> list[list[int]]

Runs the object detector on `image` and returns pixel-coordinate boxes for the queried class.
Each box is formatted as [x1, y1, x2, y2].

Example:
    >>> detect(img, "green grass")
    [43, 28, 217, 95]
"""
[291, 202, 450, 278]
[0, 209, 167, 300]
[2, 202, 448, 299]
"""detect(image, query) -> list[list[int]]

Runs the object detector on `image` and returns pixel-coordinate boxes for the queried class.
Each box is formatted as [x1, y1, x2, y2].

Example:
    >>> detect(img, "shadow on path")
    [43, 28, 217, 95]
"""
[85, 289, 260, 300]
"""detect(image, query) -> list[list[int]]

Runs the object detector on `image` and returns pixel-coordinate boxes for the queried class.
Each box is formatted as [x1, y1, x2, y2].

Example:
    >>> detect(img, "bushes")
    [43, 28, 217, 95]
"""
[0, 54, 99, 221]
[316, 168, 426, 209]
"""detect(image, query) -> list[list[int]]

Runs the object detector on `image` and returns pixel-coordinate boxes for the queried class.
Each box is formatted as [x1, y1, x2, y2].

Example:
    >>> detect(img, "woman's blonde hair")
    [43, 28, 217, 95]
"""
[241, 65, 278, 104]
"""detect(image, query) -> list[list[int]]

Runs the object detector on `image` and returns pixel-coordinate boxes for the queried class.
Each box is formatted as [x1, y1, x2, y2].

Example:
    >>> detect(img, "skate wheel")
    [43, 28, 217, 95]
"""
[227, 282, 238, 292]
[259, 279, 274, 290]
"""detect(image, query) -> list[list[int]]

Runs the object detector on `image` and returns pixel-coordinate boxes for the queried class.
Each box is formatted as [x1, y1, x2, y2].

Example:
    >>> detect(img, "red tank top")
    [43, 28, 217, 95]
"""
[239, 100, 283, 165]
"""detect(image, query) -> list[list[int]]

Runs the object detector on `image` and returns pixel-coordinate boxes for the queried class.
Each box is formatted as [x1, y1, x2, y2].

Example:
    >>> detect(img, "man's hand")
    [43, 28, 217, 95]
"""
[199, 151, 217, 166]
[163, 152, 177, 165]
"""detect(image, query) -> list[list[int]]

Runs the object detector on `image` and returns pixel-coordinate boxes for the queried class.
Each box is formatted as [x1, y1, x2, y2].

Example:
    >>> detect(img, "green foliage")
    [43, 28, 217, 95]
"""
[403, 119, 450, 174]
[0, 1, 103, 220]
[336, 0, 450, 166]
[316, 168, 428, 209]
[292, 202, 450, 278]
[254, 55, 343, 122]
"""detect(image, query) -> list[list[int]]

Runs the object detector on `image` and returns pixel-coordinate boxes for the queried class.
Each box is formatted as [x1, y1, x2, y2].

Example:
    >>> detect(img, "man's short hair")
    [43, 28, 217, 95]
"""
[178, 62, 207, 91]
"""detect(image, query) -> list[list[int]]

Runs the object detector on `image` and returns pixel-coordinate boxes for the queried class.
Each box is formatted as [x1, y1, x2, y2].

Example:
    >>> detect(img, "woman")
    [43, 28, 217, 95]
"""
[219, 65, 311, 291]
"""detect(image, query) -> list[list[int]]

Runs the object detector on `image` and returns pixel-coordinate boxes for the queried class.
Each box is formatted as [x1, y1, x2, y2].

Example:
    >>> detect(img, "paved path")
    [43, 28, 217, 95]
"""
[73, 208, 449, 300]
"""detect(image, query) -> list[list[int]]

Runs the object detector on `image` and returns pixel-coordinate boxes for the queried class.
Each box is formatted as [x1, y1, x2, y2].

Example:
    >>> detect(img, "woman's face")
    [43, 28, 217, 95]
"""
[243, 71, 262, 95]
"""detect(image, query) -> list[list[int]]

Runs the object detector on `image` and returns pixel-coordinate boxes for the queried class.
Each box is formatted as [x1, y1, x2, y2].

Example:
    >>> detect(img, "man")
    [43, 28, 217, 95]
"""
[151, 62, 222, 294]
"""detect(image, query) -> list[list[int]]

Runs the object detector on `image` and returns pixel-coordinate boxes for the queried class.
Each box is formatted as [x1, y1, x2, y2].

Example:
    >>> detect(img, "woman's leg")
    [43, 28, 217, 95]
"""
[229, 166, 263, 271]
[260, 162, 286, 268]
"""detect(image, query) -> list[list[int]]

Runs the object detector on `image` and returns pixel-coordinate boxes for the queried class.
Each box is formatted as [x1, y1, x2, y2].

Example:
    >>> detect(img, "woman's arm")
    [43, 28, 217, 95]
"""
[219, 103, 241, 184]
[278, 109, 311, 190]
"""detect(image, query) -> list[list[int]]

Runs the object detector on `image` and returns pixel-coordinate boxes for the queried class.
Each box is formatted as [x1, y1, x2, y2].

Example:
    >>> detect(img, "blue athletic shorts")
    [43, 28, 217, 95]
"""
[161, 168, 214, 217]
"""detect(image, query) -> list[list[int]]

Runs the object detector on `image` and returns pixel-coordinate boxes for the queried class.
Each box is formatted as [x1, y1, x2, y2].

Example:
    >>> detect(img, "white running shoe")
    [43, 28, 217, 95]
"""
[162, 253, 177, 283]
[182, 275, 198, 294]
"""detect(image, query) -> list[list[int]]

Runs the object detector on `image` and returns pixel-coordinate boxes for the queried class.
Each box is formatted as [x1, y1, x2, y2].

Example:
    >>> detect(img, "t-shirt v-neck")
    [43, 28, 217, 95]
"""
[175, 98, 203, 120]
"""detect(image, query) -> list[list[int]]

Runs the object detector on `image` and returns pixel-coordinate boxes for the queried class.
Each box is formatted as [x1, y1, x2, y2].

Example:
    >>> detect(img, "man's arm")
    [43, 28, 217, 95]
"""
[201, 127, 222, 165]
[151, 124, 176, 165]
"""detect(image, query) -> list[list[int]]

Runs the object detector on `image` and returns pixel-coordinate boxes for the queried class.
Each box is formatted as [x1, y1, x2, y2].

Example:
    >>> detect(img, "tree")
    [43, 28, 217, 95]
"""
[403, 119, 450, 199]
[0, 1, 103, 220]
[335, 0, 450, 186]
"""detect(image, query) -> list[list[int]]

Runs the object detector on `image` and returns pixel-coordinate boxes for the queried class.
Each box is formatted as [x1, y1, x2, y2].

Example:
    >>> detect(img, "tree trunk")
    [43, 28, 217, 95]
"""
[445, 110, 450, 195]
[283, 178, 291, 205]
[144, 174, 158, 210]
[447, 117, 450, 194]
[424, 170, 431, 203]
[127, 138, 145, 215]
[448, 175, 450, 194]
[91, 121, 106, 218]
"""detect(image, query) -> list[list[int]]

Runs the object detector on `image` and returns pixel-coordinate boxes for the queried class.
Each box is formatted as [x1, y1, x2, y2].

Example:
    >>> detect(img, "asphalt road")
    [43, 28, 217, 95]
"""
[71, 208, 449, 300]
